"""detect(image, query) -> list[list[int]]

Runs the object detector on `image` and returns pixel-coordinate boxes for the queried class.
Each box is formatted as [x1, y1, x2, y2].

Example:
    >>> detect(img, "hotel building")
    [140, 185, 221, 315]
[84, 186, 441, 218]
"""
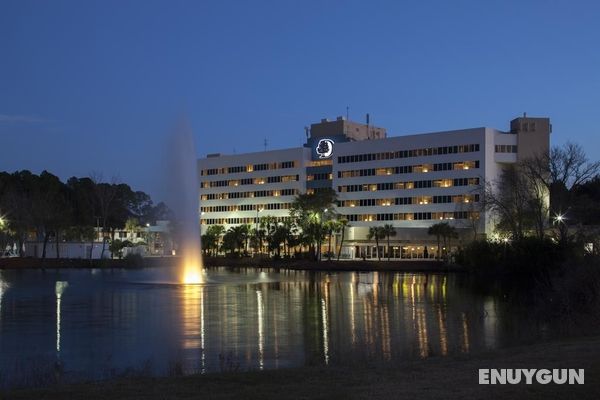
[198, 115, 550, 259]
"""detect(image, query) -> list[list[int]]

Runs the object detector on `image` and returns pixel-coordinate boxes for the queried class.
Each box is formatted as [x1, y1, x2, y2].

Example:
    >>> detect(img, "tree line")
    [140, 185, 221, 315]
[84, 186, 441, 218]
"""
[202, 189, 351, 261]
[483, 142, 600, 244]
[0, 170, 170, 259]
[458, 141, 600, 280]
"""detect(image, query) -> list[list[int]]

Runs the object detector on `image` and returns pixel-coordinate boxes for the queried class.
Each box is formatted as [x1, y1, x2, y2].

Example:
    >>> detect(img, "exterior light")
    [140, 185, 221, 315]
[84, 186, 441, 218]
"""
[146, 223, 150, 227]
[324, 208, 328, 212]
[554, 214, 564, 223]
[503, 238, 509, 243]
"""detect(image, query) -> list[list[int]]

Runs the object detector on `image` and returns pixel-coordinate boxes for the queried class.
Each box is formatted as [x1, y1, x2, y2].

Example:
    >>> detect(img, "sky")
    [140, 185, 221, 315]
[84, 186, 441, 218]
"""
[1, 0, 600, 201]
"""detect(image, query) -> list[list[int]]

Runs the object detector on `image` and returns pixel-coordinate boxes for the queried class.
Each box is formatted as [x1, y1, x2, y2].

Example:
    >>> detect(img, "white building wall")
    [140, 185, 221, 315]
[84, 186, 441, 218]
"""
[197, 123, 521, 246]
[198, 147, 310, 234]
[333, 128, 489, 239]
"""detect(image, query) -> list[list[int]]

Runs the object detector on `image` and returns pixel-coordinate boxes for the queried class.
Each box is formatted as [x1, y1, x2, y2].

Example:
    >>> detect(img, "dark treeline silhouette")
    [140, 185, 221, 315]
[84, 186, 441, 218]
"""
[0, 170, 170, 259]
[458, 143, 600, 330]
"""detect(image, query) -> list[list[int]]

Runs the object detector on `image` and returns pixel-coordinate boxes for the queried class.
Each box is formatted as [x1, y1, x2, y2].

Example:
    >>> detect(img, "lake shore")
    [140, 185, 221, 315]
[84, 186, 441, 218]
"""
[0, 256, 461, 272]
[6, 335, 599, 400]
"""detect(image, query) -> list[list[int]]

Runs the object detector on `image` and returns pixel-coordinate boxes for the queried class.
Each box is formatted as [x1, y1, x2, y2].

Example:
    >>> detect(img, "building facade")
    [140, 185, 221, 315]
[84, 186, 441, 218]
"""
[198, 115, 550, 259]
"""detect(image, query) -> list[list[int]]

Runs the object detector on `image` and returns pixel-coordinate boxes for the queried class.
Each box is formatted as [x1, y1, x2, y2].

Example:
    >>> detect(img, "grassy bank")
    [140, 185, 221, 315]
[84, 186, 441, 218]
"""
[5, 336, 600, 400]
[0, 256, 459, 272]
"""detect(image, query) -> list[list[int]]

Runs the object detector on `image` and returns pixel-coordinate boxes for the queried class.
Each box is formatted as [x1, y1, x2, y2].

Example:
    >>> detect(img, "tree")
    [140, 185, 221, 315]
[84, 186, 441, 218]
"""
[290, 188, 337, 261]
[523, 142, 600, 242]
[109, 239, 133, 259]
[336, 218, 349, 261]
[249, 227, 266, 256]
[202, 225, 224, 256]
[125, 217, 141, 241]
[90, 173, 119, 259]
[458, 193, 482, 241]
[381, 224, 397, 261]
[484, 164, 536, 240]
[367, 226, 385, 261]
[268, 224, 288, 257]
[441, 224, 458, 261]
[222, 225, 247, 256]
[324, 219, 340, 261]
[427, 223, 445, 260]
[66, 177, 97, 260]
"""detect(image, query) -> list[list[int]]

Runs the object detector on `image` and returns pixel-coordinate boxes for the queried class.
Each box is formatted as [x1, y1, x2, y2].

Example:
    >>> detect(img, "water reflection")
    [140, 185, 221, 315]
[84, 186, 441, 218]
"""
[256, 289, 265, 370]
[0, 268, 533, 386]
[0, 273, 8, 317]
[55, 281, 69, 355]
[180, 284, 206, 373]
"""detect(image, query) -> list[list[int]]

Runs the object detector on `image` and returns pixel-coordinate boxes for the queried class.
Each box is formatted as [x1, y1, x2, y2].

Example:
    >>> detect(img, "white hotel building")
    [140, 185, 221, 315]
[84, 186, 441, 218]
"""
[198, 115, 550, 259]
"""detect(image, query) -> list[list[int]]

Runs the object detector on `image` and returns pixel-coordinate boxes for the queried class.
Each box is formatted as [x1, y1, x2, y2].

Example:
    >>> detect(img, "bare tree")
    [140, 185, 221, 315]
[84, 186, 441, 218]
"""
[90, 172, 119, 259]
[484, 164, 534, 240]
[522, 142, 600, 242]
[522, 142, 600, 212]
[457, 191, 483, 241]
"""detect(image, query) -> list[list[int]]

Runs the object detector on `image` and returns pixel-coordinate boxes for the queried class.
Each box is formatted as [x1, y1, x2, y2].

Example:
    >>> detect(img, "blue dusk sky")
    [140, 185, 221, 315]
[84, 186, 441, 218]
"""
[1, 0, 599, 200]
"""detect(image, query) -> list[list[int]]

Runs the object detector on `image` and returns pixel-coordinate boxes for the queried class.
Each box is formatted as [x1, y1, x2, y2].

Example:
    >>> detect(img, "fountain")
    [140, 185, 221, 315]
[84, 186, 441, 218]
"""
[167, 119, 204, 284]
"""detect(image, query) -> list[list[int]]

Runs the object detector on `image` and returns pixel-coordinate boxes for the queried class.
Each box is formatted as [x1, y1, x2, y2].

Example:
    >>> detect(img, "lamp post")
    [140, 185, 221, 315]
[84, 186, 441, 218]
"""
[255, 207, 263, 255]
[255, 207, 263, 231]
[553, 211, 568, 244]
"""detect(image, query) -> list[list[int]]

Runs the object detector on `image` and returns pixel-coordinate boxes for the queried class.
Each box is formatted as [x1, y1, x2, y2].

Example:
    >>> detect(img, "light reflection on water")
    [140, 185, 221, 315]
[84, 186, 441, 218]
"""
[0, 267, 545, 386]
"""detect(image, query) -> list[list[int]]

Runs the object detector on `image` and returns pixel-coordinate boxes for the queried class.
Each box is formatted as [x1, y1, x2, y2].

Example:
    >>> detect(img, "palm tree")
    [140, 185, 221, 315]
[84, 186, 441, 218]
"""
[250, 227, 266, 256]
[441, 224, 458, 262]
[367, 226, 385, 261]
[239, 224, 251, 255]
[281, 220, 298, 257]
[336, 218, 349, 261]
[324, 219, 340, 261]
[381, 224, 396, 261]
[427, 222, 445, 261]
[125, 217, 141, 242]
[290, 188, 337, 261]
[202, 225, 224, 256]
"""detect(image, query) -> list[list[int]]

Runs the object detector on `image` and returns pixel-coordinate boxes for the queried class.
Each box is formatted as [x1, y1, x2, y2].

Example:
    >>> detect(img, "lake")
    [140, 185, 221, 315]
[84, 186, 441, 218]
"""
[0, 266, 549, 387]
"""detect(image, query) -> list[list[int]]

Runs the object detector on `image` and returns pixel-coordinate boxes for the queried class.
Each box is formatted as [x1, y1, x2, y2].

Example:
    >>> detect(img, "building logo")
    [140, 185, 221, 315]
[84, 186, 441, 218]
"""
[316, 139, 334, 159]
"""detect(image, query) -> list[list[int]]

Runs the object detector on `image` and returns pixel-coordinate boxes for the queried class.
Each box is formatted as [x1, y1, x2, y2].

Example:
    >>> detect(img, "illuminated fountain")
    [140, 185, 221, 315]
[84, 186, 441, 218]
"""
[168, 120, 204, 284]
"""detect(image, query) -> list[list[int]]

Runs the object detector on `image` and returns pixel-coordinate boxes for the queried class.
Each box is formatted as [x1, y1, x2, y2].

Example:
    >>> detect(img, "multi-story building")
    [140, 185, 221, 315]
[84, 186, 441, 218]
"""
[198, 115, 550, 259]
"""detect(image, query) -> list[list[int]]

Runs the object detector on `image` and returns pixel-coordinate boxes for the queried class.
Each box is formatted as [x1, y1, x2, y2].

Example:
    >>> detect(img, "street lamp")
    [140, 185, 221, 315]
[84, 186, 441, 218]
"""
[255, 207, 263, 230]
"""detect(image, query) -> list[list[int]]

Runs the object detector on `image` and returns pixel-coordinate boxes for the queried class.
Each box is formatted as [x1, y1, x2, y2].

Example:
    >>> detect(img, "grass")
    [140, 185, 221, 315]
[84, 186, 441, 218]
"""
[5, 335, 600, 400]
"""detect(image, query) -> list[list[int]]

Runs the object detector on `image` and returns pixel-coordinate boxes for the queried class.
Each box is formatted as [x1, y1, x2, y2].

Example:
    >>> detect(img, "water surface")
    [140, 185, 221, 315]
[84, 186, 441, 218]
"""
[0, 267, 547, 387]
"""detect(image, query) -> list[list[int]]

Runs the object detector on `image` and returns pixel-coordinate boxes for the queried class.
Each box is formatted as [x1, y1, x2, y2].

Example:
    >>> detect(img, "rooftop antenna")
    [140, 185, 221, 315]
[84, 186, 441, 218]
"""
[346, 106, 349, 120]
[263, 138, 267, 152]
[304, 126, 309, 140]
[366, 113, 370, 139]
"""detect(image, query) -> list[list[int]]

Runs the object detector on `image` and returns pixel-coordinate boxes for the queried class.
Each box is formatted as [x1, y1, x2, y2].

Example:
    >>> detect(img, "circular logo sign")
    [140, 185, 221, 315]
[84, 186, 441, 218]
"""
[316, 139, 334, 159]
